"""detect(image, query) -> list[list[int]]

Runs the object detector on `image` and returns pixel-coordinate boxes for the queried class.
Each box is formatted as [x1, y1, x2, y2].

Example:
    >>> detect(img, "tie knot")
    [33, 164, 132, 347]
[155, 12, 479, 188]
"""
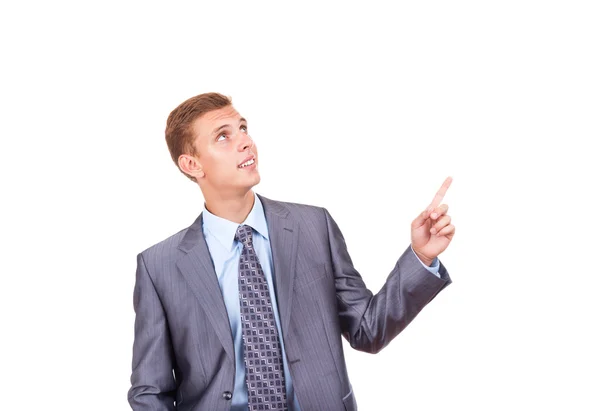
[235, 224, 254, 248]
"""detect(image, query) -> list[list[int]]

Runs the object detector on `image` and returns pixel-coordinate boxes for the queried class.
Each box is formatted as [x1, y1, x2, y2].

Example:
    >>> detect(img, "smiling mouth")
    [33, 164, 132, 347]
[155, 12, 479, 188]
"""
[238, 158, 255, 168]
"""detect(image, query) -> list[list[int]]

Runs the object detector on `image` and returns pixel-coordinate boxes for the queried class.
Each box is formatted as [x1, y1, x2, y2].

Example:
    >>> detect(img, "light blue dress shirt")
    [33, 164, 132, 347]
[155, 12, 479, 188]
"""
[201, 192, 440, 410]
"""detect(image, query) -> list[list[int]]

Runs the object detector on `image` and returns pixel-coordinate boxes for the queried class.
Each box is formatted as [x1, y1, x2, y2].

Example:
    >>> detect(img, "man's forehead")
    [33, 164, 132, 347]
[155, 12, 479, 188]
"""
[192, 106, 243, 139]
[200, 106, 241, 124]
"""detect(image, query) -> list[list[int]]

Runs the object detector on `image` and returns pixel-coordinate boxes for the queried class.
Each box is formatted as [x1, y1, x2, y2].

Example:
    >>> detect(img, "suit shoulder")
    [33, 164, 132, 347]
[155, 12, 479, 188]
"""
[272, 198, 327, 218]
[261, 197, 333, 238]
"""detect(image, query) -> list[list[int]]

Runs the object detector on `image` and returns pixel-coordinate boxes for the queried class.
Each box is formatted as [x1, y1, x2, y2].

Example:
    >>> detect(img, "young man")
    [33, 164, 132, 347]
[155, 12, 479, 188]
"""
[128, 92, 455, 411]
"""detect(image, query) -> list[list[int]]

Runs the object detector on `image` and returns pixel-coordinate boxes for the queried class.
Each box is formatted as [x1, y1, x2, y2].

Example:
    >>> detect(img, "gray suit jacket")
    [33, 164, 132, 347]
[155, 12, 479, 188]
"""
[128, 194, 451, 410]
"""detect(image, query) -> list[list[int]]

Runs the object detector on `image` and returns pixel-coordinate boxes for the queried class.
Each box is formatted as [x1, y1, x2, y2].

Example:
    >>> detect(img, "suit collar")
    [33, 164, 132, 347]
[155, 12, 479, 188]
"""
[256, 192, 290, 219]
[175, 192, 298, 360]
[178, 192, 283, 254]
[201, 191, 271, 252]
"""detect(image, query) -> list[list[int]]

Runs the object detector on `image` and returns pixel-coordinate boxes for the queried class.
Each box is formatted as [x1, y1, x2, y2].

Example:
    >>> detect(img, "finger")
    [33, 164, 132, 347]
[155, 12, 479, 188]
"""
[436, 224, 455, 237]
[430, 215, 451, 234]
[428, 176, 453, 210]
[429, 204, 449, 220]
[412, 207, 432, 229]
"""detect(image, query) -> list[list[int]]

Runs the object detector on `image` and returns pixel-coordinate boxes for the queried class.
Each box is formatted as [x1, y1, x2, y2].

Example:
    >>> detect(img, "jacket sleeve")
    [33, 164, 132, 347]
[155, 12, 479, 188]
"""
[323, 207, 452, 354]
[127, 252, 176, 410]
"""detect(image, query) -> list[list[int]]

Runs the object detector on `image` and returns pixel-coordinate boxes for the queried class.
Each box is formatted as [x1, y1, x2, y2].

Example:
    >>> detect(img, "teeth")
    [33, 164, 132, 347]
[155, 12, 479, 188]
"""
[239, 158, 255, 168]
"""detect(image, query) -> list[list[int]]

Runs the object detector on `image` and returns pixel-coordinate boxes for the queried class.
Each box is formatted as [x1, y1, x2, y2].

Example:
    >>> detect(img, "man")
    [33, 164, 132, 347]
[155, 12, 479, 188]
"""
[128, 92, 455, 411]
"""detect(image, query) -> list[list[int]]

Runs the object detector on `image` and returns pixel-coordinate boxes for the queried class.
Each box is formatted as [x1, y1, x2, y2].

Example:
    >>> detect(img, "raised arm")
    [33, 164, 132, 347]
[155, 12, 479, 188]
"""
[324, 204, 452, 354]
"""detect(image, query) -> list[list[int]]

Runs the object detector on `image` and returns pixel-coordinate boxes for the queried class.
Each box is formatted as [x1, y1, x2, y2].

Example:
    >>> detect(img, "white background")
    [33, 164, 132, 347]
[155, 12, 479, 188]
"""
[1, 1, 599, 410]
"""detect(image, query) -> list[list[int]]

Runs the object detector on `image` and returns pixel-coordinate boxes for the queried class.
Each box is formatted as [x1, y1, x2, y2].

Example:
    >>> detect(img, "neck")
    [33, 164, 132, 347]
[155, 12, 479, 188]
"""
[203, 189, 256, 224]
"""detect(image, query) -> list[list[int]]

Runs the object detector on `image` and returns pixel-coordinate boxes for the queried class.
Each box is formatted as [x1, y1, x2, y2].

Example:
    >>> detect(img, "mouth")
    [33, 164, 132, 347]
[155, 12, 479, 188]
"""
[238, 157, 256, 169]
[238, 154, 256, 169]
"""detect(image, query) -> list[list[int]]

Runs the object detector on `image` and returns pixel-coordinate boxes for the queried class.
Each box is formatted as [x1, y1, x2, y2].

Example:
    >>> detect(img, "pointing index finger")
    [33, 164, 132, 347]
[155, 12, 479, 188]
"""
[428, 176, 453, 210]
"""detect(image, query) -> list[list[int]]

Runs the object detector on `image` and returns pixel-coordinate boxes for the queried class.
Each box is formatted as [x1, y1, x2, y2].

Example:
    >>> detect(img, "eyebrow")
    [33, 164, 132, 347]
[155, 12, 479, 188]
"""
[211, 117, 247, 136]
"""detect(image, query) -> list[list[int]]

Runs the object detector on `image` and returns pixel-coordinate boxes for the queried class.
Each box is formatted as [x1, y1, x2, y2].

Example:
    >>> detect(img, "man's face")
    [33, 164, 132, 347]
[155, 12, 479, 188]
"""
[187, 105, 260, 194]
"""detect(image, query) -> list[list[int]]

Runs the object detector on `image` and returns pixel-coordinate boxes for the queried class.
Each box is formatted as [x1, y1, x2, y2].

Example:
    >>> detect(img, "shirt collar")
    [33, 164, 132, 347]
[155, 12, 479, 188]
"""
[201, 191, 269, 251]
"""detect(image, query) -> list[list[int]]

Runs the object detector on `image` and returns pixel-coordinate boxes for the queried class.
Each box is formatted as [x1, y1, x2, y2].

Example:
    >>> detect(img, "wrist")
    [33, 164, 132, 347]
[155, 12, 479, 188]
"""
[413, 248, 434, 267]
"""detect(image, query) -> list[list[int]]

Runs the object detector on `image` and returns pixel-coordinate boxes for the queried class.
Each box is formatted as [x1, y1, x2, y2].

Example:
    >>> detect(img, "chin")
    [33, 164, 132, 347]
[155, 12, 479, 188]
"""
[246, 176, 261, 190]
[232, 177, 260, 191]
[246, 171, 261, 183]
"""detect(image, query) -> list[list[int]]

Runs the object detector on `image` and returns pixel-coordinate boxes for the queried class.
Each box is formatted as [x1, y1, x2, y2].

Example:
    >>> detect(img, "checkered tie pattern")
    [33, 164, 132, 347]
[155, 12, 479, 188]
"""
[235, 224, 288, 411]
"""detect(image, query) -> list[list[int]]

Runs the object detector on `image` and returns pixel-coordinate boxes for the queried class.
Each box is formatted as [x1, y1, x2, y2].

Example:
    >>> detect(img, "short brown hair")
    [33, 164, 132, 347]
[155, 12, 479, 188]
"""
[165, 92, 232, 182]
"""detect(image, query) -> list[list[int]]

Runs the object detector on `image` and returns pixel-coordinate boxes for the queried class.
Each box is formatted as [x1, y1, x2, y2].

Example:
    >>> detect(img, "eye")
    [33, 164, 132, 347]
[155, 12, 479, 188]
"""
[240, 125, 248, 133]
[216, 133, 227, 142]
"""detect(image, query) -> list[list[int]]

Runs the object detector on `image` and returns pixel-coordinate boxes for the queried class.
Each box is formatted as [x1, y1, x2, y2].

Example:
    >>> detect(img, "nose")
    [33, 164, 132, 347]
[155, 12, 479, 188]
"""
[238, 130, 254, 151]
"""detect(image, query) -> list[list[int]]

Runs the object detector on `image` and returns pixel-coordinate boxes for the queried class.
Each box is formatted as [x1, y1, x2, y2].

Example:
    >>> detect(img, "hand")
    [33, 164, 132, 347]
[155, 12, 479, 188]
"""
[411, 176, 455, 266]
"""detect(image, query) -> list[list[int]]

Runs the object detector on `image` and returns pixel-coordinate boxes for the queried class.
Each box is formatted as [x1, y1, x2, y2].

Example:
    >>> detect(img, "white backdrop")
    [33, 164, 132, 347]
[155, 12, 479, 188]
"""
[1, 1, 599, 410]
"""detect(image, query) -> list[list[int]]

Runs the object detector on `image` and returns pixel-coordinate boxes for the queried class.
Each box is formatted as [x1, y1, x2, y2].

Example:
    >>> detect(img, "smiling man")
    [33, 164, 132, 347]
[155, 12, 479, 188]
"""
[127, 92, 455, 411]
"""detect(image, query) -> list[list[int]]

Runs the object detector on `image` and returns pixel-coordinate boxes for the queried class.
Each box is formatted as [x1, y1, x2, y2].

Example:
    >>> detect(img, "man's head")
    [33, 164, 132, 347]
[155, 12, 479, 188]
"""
[165, 92, 260, 197]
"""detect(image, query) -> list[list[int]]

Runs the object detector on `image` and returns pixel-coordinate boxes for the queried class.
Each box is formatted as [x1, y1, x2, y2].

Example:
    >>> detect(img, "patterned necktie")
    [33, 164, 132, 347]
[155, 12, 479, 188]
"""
[235, 224, 288, 411]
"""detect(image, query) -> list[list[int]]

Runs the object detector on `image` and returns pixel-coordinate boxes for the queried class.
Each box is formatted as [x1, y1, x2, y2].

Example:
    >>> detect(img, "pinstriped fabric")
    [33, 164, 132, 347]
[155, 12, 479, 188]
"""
[128, 193, 452, 411]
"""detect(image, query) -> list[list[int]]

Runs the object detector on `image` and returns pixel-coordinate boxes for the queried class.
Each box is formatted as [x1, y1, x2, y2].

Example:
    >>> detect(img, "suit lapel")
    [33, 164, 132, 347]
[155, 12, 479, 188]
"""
[176, 213, 234, 362]
[258, 194, 299, 342]
[173, 194, 298, 362]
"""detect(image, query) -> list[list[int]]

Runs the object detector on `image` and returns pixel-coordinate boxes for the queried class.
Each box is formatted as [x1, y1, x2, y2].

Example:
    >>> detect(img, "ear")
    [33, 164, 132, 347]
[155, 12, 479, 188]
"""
[178, 154, 205, 180]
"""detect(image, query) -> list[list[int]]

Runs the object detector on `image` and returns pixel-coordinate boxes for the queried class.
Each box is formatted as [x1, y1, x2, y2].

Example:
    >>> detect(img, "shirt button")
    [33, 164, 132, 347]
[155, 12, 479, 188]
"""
[222, 391, 233, 400]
